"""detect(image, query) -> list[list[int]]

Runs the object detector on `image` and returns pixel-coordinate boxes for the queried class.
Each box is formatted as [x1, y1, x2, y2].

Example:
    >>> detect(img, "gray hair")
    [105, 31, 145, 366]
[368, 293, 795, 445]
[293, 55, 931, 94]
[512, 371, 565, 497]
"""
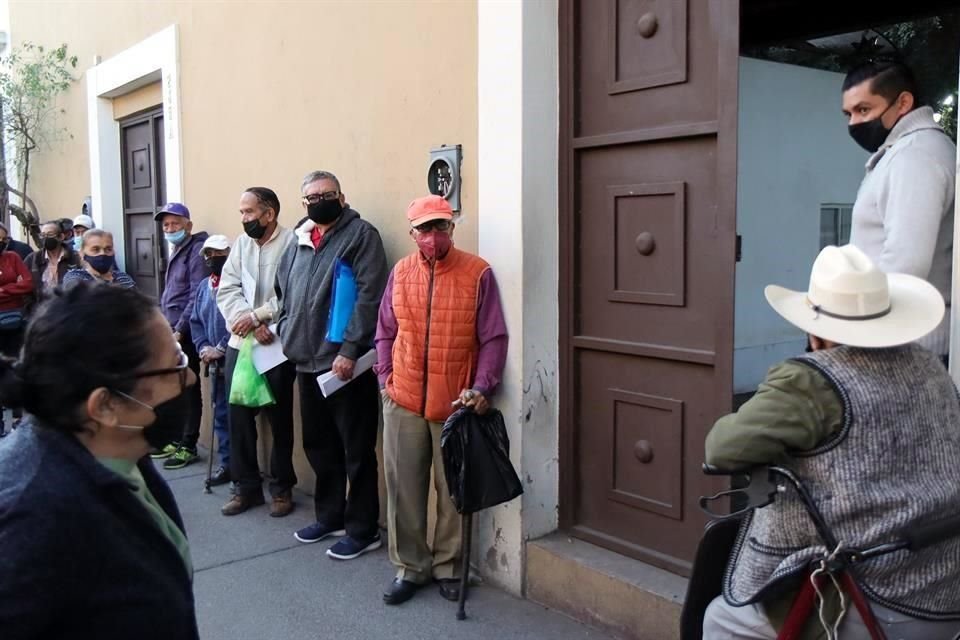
[301, 170, 341, 193]
[81, 228, 113, 248]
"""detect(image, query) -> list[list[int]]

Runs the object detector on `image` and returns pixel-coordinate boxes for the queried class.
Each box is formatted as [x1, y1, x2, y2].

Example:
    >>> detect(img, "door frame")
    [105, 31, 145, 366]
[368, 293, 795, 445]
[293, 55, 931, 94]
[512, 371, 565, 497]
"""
[86, 24, 183, 272]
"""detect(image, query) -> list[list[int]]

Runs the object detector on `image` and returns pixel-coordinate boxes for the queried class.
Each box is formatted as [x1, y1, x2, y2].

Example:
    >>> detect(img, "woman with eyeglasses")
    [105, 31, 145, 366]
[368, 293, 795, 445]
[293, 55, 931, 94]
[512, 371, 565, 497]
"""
[0, 282, 199, 639]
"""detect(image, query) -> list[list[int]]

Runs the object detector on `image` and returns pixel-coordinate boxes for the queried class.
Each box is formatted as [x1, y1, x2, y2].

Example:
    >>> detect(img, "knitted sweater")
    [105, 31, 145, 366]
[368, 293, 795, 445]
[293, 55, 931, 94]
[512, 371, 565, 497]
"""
[724, 344, 960, 619]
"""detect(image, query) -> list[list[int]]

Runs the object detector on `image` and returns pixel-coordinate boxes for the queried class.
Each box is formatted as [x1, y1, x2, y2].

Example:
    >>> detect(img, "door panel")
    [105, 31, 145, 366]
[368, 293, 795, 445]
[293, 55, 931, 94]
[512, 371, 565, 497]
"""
[576, 0, 721, 140]
[120, 110, 165, 299]
[560, 0, 738, 574]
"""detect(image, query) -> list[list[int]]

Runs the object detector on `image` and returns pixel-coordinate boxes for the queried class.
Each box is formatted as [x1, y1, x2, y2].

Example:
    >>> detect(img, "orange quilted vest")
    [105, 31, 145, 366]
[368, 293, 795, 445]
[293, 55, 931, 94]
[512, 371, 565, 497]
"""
[387, 247, 490, 422]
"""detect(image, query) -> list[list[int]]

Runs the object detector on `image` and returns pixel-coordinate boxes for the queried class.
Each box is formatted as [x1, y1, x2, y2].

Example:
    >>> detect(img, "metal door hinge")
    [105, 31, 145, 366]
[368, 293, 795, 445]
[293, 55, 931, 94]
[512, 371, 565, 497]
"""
[735, 234, 742, 262]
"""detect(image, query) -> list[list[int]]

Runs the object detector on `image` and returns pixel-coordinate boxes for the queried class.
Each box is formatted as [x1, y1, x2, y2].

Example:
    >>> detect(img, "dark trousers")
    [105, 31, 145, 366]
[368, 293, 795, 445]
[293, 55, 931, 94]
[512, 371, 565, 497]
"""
[178, 330, 203, 450]
[298, 369, 380, 539]
[224, 347, 297, 498]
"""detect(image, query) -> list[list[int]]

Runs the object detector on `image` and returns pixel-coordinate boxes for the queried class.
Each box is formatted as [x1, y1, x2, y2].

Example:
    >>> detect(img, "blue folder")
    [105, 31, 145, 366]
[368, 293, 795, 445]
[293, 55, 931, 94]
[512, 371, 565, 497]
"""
[326, 258, 357, 343]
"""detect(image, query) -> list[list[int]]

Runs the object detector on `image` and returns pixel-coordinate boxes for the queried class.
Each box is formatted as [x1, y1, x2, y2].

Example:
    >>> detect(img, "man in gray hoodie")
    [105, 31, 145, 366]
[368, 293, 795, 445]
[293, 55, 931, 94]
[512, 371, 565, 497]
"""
[275, 170, 388, 560]
[843, 59, 956, 362]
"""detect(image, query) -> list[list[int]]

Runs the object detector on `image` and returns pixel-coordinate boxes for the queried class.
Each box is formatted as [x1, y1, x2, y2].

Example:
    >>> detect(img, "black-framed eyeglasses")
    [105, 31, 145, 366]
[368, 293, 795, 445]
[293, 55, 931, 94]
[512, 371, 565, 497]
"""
[301, 191, 340, 205]
[132, 349, 190, 390]
[412, 219, 452, 233]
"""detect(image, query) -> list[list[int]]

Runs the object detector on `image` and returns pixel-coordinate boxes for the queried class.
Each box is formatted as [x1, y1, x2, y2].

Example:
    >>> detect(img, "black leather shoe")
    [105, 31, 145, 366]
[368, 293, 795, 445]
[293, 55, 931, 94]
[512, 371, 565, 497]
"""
[437, 578, 460, 602]
[209, 466, 231, 487]
[383, 579, 421, 605]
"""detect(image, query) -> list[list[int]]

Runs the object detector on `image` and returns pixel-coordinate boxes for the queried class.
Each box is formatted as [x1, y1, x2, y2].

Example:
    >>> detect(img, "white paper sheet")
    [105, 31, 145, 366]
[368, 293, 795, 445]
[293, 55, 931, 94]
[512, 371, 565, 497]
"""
[316, 349, 378, 397]
[251, 324, 288, 374]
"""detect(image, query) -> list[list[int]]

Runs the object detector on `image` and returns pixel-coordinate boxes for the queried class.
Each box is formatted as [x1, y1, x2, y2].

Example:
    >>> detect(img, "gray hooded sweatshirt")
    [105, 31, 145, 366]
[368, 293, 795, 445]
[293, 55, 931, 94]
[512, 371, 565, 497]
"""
[275, 207, 388, 373]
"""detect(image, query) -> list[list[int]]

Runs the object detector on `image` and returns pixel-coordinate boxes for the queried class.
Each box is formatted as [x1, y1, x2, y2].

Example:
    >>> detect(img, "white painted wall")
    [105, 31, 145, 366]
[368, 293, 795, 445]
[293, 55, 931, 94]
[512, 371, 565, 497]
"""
[477, 0, 559, 595]
[734, 57, 867, 392]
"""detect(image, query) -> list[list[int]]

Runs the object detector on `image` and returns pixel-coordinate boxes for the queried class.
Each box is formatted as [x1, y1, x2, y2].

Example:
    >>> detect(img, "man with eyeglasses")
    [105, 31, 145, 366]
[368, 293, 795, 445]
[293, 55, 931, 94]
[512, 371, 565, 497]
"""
[375, 195, 508, 605]
[275, 170, 388, 560]
[217, 187, 297, 517]
[24, 220, 82, 301]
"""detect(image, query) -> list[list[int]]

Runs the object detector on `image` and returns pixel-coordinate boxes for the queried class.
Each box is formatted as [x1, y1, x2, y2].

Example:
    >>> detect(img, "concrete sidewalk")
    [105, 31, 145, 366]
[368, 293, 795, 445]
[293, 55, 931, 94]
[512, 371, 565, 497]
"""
[165, 461, 608, 640]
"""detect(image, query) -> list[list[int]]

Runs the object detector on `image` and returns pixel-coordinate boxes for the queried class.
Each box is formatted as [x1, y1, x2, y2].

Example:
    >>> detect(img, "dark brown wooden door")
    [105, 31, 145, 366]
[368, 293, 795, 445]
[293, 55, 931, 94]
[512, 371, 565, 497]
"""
[120, 109, 166, 299]
[559, 0, 739, 575]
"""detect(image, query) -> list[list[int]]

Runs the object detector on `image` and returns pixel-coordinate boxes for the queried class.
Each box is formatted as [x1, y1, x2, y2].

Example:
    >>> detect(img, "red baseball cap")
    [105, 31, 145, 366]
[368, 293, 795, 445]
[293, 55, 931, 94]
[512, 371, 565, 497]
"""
[406, 195, 453, 226]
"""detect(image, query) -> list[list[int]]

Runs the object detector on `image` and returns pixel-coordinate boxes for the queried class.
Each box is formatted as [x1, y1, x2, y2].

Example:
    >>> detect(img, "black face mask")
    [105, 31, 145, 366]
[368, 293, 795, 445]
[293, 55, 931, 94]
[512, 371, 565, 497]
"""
[85, 254, 115, 275]
[204, 255, 228, 276]
[0, 240, 8, 253]
[243, 217, 268, 239]
[307, 199, 343, 225]
[43, 237, 61, 251]
[848, 101, 899, 153]
[115, 389, 191, 451]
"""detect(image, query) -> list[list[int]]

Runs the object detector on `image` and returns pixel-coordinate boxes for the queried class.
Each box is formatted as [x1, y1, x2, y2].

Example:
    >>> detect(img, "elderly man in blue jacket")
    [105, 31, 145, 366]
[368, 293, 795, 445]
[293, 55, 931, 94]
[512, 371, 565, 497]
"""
[190, 234, 232, 485]
[153, 202, 210, 469]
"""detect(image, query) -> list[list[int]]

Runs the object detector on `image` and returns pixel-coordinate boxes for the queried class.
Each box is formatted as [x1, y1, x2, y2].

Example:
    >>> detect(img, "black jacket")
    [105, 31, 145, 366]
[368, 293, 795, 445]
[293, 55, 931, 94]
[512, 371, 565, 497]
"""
[23, 244, 82, 301]
[0, 422, 198, 639]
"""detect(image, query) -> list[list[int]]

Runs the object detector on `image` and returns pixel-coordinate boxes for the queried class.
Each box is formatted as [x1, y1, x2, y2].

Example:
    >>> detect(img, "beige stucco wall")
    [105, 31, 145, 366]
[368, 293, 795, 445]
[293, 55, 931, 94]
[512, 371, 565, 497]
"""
[9, 0, 478, 263]
[10, 0, 478, 500]
[112, 81, 162, 121]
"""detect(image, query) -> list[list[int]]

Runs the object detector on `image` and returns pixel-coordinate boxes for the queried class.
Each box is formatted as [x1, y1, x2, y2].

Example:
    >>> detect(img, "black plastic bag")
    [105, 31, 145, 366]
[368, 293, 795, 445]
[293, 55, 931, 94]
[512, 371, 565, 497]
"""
[440, 407, 524, 515]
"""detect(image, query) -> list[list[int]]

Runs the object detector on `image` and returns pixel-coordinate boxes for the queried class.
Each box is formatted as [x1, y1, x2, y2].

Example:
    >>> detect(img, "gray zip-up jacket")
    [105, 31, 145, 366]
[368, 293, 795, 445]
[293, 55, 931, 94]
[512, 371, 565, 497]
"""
[275, 208, 388, 373]
[849, 106, 956, 356]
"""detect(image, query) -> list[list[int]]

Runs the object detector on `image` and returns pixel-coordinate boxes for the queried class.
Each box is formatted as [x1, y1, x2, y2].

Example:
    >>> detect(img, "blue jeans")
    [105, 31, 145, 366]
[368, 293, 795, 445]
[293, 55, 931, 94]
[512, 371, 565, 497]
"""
[211, 372, 230, 466]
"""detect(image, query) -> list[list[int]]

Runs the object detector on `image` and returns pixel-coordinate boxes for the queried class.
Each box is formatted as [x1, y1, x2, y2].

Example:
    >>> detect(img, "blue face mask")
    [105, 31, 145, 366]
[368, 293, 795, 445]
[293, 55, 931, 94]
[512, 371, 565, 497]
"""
[164, 229, 188, 245]
[73, 236, 83, 251]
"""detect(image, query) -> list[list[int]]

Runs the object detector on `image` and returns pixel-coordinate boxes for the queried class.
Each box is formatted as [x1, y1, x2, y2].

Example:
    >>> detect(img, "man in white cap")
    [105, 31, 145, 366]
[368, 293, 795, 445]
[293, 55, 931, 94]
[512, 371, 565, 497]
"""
[72, 214, 95, 252]
[189, 234, 232, 485]
[702, 245, 960, 639]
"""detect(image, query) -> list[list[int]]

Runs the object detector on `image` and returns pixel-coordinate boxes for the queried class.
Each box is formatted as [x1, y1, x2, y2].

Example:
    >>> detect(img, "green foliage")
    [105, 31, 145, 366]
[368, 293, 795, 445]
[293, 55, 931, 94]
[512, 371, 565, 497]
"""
[936, 94, 957, 140]
[0, 42, 77, 238]
[744, 11, 960, 141]
[0, 41, 77, 166]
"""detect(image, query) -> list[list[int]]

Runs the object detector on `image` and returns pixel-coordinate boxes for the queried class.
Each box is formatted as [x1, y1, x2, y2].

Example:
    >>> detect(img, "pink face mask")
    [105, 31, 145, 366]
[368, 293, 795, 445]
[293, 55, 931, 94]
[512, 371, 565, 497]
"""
[415, 230, 453, 260]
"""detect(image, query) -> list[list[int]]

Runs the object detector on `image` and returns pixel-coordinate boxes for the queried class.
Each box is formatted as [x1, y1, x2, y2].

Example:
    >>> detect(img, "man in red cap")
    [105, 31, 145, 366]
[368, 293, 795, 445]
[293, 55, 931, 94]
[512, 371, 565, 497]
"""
[375, 194, 508, 605]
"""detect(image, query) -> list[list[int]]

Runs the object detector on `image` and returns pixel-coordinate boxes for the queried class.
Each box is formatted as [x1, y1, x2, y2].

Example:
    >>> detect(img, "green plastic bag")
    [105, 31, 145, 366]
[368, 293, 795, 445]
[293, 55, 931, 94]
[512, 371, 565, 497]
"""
[229, 337, 276, 407]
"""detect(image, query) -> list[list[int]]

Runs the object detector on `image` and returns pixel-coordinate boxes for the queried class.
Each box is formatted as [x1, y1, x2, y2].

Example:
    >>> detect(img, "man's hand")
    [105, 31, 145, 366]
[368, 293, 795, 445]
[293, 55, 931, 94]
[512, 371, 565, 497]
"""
[253, 324, 275, 345]
[198, 346, 222, 364]
[332, 355, 356, 381]
[453, 389, 489, 415]
[231, 314, 258, 337]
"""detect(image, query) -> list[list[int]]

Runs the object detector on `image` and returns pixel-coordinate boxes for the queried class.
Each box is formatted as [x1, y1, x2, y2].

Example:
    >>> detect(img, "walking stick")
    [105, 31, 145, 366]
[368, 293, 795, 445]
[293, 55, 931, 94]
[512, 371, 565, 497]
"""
[203, 361, 216, 494]
[456, 512, 473, 620]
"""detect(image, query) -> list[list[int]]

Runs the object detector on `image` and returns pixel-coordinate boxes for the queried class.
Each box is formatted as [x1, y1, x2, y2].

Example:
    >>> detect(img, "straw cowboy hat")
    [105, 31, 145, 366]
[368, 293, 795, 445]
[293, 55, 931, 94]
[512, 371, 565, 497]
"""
[765, 245, 944, 348]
